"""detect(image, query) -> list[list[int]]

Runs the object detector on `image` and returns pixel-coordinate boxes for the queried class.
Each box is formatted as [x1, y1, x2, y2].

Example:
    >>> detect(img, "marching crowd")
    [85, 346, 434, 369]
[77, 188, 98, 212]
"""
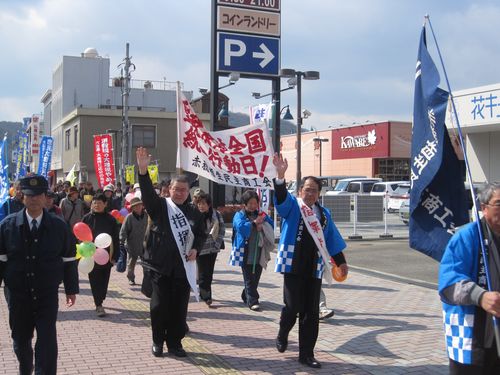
[0, 149, 349, 374]
[3, 147, 500, 374]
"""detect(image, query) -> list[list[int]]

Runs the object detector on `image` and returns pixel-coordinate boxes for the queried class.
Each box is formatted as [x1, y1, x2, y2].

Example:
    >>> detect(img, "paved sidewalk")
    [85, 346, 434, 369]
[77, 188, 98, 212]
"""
[0, 239, 447, 374]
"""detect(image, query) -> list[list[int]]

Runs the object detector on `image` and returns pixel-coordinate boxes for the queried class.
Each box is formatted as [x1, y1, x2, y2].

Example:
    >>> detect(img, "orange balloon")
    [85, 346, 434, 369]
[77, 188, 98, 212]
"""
[332, 264, 347, 282]
[9, 187, 14, 196]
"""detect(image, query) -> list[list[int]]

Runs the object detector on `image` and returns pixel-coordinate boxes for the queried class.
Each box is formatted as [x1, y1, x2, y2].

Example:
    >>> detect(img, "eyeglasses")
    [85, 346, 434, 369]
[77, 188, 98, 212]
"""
[171, 187, 188, 193]
[302, 188, 319, 194]
[486, 202, 500, 207]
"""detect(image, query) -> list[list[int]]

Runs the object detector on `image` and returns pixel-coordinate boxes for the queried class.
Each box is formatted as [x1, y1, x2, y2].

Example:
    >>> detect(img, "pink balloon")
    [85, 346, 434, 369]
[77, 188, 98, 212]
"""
[125, 193, 135, 203]
[73, 222, 93, 242]
[93, 248, 110, 266]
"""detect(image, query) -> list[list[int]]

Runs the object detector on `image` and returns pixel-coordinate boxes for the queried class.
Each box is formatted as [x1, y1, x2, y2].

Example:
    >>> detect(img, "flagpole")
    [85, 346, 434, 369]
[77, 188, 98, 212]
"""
[426, 15, 500, 356]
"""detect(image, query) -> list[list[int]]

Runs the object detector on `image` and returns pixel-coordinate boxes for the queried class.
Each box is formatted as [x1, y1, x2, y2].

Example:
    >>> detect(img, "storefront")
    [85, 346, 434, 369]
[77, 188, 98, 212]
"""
[446, 82, 500, 183]
[280, 121, 412, 182]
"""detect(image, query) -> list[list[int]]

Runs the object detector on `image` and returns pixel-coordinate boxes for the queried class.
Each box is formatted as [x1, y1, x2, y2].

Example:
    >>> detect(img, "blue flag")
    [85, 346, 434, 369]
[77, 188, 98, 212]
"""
[37, 135, 54, 178]
[409, 26, 468, 261]
[0, 135, 10, 207]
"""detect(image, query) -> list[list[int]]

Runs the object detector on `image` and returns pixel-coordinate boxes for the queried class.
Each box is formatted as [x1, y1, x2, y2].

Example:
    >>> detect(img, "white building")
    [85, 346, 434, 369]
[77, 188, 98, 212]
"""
[446, 83, 500, 183]
[40, 47, 195, 185]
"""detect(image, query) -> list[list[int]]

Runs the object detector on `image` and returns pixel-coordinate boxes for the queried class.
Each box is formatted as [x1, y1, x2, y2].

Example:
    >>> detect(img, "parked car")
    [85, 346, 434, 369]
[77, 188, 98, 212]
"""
[370, 181, 408, 196]
[325, 177, 382, 196]
[318, 175, 365, 195]
[399, 199, 410, 225]
[398, 181, 486, 225]
[387, 183, 411, 213]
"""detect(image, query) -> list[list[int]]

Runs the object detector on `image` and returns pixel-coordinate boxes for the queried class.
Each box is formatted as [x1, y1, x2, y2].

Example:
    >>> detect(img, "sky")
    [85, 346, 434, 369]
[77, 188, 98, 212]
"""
[1, 0, 500, 130]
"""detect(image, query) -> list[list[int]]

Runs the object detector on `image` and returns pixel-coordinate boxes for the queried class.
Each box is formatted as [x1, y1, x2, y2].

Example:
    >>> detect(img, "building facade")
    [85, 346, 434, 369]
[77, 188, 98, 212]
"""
[446, 82, 500, 183]
[280, 121, 412, 182]
[40, 47, 203, 187]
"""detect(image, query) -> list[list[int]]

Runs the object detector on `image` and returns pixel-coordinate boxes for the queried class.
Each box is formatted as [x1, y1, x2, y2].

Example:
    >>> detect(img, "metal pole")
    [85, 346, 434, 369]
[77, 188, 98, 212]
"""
[295, 72, 302, 194]
[319, 141, 322, 176]
[272, 78, 281, 154]
[121, 43, 131, 189]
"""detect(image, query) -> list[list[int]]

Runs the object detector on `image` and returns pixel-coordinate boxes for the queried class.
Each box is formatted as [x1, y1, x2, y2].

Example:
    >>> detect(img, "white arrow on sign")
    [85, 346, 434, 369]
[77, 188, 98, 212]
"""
[252, 43, 274, 68]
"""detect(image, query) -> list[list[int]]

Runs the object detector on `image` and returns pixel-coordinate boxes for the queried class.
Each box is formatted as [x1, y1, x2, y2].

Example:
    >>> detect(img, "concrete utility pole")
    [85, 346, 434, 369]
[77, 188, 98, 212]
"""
[119, 43, 134, 188]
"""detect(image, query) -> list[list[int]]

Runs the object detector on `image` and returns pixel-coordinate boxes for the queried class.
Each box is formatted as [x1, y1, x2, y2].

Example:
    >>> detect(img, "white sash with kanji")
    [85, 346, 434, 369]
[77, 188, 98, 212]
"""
[165, 197, 199, 301]
[297, 198, 333, 284]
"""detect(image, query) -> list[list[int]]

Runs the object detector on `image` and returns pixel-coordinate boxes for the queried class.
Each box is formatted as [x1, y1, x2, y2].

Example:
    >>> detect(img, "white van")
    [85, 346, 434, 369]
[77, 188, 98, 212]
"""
[370, 181, 408, 196]
[325, 177, 382, 196]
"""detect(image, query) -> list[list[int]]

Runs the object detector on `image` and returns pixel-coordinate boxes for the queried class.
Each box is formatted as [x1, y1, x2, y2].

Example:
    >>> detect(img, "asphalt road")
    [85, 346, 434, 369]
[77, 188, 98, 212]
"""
[345, 239, 440, 289]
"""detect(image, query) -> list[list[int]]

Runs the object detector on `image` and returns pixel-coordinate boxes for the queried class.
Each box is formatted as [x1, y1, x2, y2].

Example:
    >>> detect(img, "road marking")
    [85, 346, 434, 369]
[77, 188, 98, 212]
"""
[349, 265, 438, 289]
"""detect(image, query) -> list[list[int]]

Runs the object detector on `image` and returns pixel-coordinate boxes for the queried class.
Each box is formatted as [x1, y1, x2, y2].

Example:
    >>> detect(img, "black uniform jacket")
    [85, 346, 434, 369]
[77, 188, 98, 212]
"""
[0, 208, 79, 297]
[139, 172, 207, 277]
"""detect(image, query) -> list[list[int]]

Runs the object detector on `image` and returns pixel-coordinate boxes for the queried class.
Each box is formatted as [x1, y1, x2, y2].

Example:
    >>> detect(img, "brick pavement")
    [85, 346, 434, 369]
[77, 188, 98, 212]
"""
[0, 237, 448, 374]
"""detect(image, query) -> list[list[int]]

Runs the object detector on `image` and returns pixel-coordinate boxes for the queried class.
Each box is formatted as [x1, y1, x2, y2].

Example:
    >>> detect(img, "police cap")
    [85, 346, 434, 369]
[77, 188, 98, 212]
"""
[20, 175, 49, 196]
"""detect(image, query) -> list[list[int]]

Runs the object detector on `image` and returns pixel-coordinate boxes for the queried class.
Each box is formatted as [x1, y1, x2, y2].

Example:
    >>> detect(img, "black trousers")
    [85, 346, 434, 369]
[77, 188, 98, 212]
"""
[278, 273, 321, 359]
[7, 289, 59, 375]
[88, 264, 112, 307]
[241, 263, 263, 307]
[197, 253, 218, 301]
[449, 343, 500, 374]
[150, 271, 190, 350]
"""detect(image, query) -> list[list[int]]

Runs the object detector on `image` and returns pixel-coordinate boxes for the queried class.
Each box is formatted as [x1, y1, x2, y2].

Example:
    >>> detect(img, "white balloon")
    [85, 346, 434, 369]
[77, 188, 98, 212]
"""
[78, 257, 95, 274]
[94, 233, 112, 249]
[134, 190, 142, 199]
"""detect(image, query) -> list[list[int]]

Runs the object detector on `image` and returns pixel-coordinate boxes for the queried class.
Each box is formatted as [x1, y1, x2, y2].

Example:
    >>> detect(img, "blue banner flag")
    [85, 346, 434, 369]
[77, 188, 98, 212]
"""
[37, 135, 54, 179]
[409, 26, 469, 261]
[14, 131, 28, 180]
[0, 135, 10, 207]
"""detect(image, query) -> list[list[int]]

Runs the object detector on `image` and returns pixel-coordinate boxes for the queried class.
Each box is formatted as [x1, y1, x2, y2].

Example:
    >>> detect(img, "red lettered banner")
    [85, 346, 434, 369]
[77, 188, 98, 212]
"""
[176, 86, 276, 190]
[93, 134, 116, 188]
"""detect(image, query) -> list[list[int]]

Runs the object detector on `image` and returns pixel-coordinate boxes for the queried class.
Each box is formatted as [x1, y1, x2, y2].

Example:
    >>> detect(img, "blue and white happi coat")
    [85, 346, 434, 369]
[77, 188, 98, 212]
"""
[439, 222, 482, 365]
[229, 210, 274, 267]
[274, 192, 345, 279]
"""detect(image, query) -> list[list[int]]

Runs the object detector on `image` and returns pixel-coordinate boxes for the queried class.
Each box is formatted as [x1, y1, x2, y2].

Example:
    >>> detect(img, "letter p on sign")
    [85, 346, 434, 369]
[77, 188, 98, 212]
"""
[224, 39, 246, 66]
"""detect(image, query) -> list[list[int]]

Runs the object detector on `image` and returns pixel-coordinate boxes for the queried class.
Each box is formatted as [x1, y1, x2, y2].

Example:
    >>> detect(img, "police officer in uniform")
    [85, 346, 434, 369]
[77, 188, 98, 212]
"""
[0, 175, 79, 375]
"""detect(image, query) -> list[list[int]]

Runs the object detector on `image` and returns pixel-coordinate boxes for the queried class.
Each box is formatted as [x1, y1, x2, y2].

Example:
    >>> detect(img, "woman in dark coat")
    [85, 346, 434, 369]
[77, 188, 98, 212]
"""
[82, 193, 120, 317]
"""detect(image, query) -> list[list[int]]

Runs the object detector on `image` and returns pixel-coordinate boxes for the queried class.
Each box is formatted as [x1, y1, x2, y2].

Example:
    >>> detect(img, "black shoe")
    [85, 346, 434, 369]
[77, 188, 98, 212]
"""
[241, 290, 247, 304]
[299, 357, 321, 368]
[168, 347, 187, 357]
[152, 344, 163, 357]
[276, 336, 288, 353]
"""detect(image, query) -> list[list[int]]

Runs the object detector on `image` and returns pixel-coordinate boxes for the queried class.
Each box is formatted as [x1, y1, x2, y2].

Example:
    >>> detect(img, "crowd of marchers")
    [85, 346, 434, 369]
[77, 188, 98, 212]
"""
[0, 150, 353, 374]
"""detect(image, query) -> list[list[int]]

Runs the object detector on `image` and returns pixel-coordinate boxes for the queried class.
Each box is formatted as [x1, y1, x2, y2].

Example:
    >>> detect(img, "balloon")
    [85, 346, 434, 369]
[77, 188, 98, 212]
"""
[125, 193, 135, 203]
[134, 191, 142, 199]
[9, 187, 14, 196]
[75, 246, 82, 260]
[111, 209, 120, 219]
[79, 241, 96, 258]
[93, 248, 110, 265]
[332, 264, 347, 282]
[78, 257, 95, 274]
[73, 222, 93, 242]
[94, 233, 112, 249]
[119, 207, 129, 217]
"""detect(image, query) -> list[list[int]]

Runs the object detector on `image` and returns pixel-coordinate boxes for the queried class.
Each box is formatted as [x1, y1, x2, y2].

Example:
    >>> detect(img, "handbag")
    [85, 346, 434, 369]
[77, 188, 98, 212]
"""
[141, 266, 153, 298]
[115, 244, 127, 273]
